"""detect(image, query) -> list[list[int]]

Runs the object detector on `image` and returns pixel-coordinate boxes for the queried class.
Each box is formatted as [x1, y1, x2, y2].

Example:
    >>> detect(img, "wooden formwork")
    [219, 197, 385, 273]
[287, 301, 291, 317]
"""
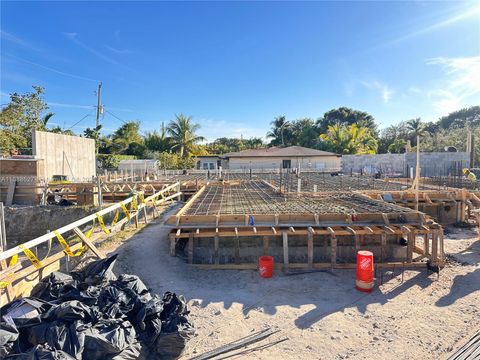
[167, 181, 444, 270]
[362, 188, 480, 224]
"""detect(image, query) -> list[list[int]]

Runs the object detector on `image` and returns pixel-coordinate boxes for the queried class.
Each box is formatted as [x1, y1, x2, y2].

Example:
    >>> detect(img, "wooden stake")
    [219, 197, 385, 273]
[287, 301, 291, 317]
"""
[283, 231, 289, 271]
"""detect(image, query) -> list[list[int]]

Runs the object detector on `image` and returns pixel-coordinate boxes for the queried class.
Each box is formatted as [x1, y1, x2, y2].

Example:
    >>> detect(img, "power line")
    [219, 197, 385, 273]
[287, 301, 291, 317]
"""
[104, 109, 128, 125]
[67, 110, 95, 130]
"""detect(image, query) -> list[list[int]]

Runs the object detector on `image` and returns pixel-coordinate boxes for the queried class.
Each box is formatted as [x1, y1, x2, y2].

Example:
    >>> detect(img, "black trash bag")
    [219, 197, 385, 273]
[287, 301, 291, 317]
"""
[133, 295, 164, 344]
[31, 273, 76, 302]
[43, 301, 97, 323]
[71, 255, 118, 286]
[114, 275, 151, 302]
[57, 285, 101, 306]
[4, 344, 77, 360]
[153, 323, 195, 360]
[150, 292, 194, 359]
[0, 317, 20, 356]
[1, 298, 53, 324]
[82, 319, 139, 360]
[22, 320, 85, 359]
[97, 286, 138, 319]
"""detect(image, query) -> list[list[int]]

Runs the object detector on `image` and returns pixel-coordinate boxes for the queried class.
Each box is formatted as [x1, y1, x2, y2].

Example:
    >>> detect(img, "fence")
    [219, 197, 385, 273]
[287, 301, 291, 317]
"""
[0, 182, 181, 305]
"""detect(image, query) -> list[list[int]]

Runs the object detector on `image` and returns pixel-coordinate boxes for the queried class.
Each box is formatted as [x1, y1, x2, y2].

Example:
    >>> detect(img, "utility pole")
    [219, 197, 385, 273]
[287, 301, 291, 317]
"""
[96, 82, 103, 129]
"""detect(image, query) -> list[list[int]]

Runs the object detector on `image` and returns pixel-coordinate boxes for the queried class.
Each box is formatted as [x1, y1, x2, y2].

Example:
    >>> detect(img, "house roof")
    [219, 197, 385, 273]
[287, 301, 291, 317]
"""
[223, 146, 338, 158]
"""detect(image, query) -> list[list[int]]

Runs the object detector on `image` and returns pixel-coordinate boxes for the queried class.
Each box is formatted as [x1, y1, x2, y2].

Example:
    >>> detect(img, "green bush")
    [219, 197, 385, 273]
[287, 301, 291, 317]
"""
[97, 154, 136, 169]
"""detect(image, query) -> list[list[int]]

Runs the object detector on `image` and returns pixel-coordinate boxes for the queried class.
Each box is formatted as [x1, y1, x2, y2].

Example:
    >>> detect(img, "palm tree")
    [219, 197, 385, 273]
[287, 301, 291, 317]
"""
[320, 123, 378, 154]
[41, 112, 54, 127]
[266, 116, 290, 146]
[406, 118, 425, 146]
[167, 114, 205, 158]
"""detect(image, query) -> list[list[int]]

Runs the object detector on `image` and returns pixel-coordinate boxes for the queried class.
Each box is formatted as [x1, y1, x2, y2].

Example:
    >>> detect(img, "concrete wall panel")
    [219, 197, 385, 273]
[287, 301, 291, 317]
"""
[33, 130, 96, 181]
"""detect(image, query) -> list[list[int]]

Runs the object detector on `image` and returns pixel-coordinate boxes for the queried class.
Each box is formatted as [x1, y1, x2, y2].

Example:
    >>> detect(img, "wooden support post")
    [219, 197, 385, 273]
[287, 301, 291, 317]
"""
[143, 207, 148, 224]
[423, 234, 429, 256]
[188, 233, 194, 264]
[354, 234, 360, 251]
[439, 228, 444, 263]
[307, 230, 313, 269]
[331, 235, 337, 268]
[214, 235, 219, 265]
[134, 212, 139, 228]
[407, 232, 414, 263]
[263, 236, 269, 255]
[234, 236, 240, 264]
[431, 229, 438, 264]
[283, 231, 289, 271]
[381, 233, 387, 263]
[73, 227, 105, 259]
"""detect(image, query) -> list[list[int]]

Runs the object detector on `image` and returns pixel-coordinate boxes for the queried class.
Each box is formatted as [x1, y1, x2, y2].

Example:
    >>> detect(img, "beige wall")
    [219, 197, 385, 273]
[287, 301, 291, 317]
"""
[226, 156, 341, 170]
[33, 130, 96, 181]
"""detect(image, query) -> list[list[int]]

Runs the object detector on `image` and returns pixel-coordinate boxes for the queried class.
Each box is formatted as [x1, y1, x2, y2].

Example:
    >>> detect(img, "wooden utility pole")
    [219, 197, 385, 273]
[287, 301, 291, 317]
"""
[95, 82, 103, 129]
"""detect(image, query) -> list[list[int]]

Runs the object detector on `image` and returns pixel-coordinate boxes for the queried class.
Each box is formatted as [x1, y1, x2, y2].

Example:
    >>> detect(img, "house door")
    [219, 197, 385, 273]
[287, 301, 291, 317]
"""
[282, 160, 291, 169]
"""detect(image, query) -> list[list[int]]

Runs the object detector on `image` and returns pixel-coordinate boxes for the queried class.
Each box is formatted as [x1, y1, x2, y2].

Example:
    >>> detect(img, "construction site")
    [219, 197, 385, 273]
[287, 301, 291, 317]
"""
[1, 151, 479, 359]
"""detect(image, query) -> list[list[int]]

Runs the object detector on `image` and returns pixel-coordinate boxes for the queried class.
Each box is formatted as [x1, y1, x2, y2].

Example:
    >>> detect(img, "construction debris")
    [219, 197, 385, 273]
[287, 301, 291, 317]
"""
[0, 255, 194, 360]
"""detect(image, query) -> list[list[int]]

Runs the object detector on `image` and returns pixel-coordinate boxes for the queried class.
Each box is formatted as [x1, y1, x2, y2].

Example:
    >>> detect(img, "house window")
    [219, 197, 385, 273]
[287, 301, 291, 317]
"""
[282, 160, 291, 169]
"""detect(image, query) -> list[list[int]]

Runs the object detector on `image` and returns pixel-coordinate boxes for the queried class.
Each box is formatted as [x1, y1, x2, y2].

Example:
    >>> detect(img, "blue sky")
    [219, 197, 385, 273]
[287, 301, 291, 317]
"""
[1, 1, 479, 141]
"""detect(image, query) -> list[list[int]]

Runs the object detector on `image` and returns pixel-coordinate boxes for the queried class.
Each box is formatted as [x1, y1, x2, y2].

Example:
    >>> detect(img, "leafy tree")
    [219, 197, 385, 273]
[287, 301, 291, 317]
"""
[289, 118, 319, 148]
[267, 115, 291, 146]
[167, 114, 205, 158]
[84, 125, 103, 153]
[110, 121, 143, 154]
[406, 118, 425, 147]
[320, 123, 378, 154]
[144, 124, 171, 153]
[157, 152, 195, 169]
[49, 126, 76, 136]
[0, 86, 49, 154]
[438, 106, 480, 129]
[243, 137, 264, 149]
[388, 139, 407, 153]
[317, 107, 378, 135]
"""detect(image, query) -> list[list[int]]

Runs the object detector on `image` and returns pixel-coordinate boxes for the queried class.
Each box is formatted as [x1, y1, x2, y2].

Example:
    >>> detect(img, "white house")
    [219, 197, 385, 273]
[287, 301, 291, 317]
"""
[222, 146, 341, 170]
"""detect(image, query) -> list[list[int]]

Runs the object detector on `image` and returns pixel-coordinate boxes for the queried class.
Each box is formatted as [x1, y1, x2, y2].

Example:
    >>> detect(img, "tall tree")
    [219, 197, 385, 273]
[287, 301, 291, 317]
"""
[266, 116, 291, 146]
[438, 106, 480, 129]
[144, 124, 171, 153]
[0, 86, 49, 154]
[320, 123, 378, 154]
[406, 118, 425, 146]
[317, 107, 378, 136]
[167, 114, 205, 158]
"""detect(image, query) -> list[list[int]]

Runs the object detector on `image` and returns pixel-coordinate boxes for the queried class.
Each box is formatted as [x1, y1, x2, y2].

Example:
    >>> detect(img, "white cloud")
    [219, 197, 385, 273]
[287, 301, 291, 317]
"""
[361, 80, 394, 103]
[426, 56, 480, 113]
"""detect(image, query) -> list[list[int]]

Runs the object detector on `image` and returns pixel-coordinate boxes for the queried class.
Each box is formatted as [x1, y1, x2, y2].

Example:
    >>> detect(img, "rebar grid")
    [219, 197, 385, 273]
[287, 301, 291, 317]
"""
[184, 181, 413, 216]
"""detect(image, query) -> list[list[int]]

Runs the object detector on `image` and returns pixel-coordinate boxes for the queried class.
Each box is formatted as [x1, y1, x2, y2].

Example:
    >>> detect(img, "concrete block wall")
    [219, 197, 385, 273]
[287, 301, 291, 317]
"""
[342, 152, 469, 177]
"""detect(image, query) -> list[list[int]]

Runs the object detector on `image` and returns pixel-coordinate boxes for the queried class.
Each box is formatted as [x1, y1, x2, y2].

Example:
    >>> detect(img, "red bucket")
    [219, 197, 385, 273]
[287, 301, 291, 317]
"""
[356, 250, 374, 292]
[259, 256, 274, 278]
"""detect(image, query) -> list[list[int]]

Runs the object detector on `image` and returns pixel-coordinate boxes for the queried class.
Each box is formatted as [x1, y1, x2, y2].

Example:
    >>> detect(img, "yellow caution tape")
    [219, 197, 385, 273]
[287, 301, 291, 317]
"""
[54, 230, 75, 257]
[131, 196, 138, 211]
[74, 245, 88, 256]
[9, 254, 18, 267]
[0, 281, 10, 289]
[96, 213, 111, 234]
[120, 203, 131, 220]
[85, 219, 95, 238]
[19, 244, 43, 269]
[111, 210, 119, 227]
[138, 193, 146, 204]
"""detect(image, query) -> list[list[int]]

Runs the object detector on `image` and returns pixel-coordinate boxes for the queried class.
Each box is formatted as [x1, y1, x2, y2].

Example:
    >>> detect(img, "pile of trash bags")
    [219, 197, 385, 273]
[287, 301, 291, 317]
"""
[0, 255, 194, 359]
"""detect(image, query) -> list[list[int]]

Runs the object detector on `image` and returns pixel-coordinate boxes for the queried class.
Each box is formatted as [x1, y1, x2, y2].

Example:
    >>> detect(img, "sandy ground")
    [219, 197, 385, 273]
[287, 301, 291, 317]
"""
[101, 206, 480, 360]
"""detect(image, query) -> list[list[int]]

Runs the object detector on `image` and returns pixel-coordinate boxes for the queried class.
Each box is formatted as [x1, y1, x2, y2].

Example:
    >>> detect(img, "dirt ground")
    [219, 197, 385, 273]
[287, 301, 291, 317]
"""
[101, 206, 480, 360]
